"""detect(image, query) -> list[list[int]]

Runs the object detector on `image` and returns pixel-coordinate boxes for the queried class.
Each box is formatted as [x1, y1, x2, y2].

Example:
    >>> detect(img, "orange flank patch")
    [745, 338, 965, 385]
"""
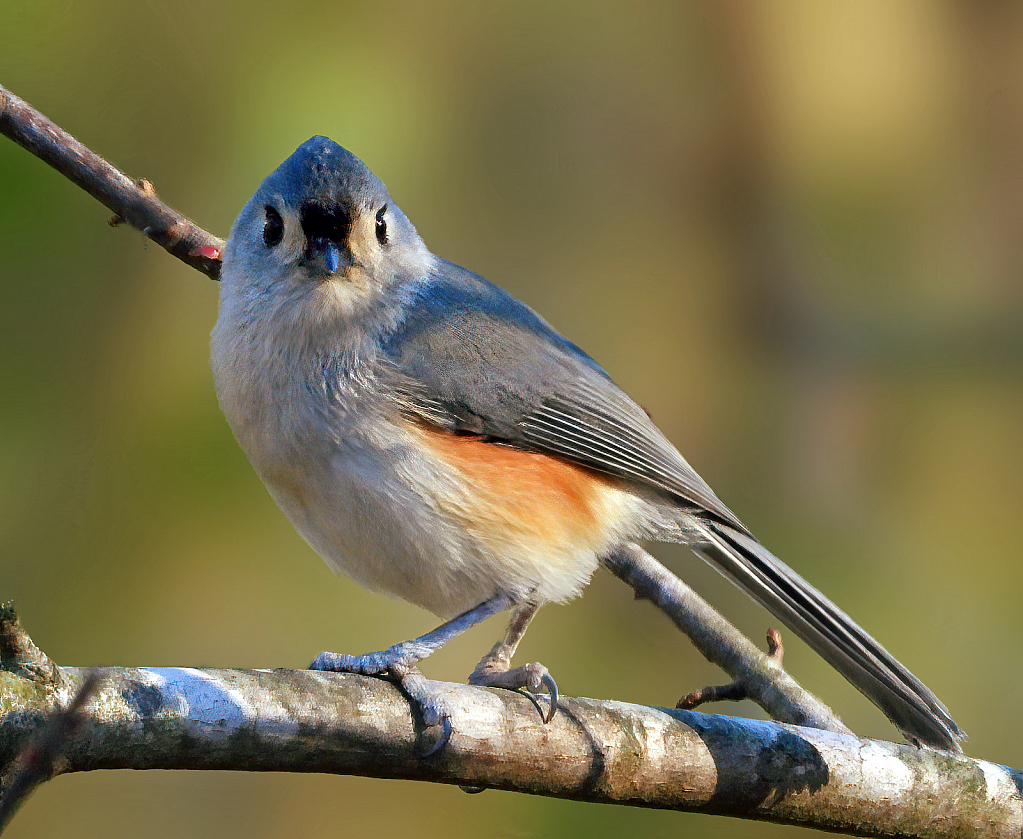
[415, 425, 623, 550]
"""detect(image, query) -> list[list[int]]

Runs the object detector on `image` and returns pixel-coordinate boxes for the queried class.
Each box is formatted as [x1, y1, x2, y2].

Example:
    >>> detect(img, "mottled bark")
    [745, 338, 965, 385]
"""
[0, 654, 1020, 837]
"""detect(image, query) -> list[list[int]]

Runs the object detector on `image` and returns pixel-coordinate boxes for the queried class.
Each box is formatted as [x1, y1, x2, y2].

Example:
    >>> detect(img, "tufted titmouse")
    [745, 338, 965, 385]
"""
[211, 137, 963, 752]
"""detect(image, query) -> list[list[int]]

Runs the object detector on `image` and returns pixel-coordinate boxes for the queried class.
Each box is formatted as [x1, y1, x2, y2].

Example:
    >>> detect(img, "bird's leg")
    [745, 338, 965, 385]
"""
[468, 602, 558, 722]
[310, 593, 515, 752]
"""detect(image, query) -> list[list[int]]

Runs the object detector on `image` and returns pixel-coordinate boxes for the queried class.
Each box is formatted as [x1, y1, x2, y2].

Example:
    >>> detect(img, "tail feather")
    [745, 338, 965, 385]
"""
[693, 521, 964, 751]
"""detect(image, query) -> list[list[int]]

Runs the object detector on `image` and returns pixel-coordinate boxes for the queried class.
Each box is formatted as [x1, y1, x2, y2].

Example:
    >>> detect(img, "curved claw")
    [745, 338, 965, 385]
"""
[422, 714, 453, 758]
[517, 688, 547, 720]
[540, 672, 559, 723]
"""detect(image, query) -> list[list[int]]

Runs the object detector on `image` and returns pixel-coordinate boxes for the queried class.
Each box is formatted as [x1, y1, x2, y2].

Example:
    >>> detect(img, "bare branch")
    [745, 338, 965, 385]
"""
[678, 628, 786, 710]
[0, 84, 223, 279]
[603, 546, 852, 735]
[0, 655, 1019, 837]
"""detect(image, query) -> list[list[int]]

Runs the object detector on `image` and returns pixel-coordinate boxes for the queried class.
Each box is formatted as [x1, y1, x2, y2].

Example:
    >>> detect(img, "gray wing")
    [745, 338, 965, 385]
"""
[383, 259, 748, 534]
[382, 260, 965, 751]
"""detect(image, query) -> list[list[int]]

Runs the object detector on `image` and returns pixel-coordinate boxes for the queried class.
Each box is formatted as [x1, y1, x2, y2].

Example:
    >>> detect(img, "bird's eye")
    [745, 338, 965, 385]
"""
[263, 206, 284, 248]
[375, 205, 388, 245]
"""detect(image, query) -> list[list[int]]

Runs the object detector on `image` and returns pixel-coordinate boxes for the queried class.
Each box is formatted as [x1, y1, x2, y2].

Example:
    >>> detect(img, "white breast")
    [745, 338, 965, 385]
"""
[211, 277, 652, 618]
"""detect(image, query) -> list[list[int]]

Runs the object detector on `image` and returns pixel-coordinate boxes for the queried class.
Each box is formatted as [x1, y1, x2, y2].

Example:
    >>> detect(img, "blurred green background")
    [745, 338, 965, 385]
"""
[4, 1, 1023, 836]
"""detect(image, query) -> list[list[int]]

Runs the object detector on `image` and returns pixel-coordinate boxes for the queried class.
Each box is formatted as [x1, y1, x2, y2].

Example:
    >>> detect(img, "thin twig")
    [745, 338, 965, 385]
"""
[679, 628, 786, 710]
[0, 84, 223, 279]
[603, 546, 851, 734]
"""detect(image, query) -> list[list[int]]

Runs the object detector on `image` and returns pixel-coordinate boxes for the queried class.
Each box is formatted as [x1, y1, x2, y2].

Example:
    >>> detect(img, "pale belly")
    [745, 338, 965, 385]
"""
[251, 420, 644, 618]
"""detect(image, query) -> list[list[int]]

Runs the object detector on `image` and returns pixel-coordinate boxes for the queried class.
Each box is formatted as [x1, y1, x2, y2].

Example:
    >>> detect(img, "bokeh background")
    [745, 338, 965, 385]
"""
[4, 1, 1023, 836]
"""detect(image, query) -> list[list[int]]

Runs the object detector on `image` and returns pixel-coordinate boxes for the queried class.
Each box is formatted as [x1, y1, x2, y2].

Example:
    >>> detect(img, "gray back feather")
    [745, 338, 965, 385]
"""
[383, 259, 748, 533]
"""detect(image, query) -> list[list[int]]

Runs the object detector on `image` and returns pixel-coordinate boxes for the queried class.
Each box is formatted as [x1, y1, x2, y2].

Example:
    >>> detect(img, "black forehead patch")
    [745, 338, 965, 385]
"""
[300, 200, 352, 245]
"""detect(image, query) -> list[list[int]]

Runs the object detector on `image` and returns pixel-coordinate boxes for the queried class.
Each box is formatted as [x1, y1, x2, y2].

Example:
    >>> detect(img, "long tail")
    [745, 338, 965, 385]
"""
[692, 520, 964, 751]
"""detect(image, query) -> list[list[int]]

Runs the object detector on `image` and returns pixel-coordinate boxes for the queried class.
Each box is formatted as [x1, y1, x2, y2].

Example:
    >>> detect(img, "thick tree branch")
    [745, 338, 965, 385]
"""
[0, 627, 1020, 837]
[0, 84, 223, 279]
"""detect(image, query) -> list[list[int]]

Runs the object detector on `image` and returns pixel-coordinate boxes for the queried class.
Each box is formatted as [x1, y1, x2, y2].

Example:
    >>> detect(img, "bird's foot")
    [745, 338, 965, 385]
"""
[468, 644, 558, 723]
[310, 645, 454, 756]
